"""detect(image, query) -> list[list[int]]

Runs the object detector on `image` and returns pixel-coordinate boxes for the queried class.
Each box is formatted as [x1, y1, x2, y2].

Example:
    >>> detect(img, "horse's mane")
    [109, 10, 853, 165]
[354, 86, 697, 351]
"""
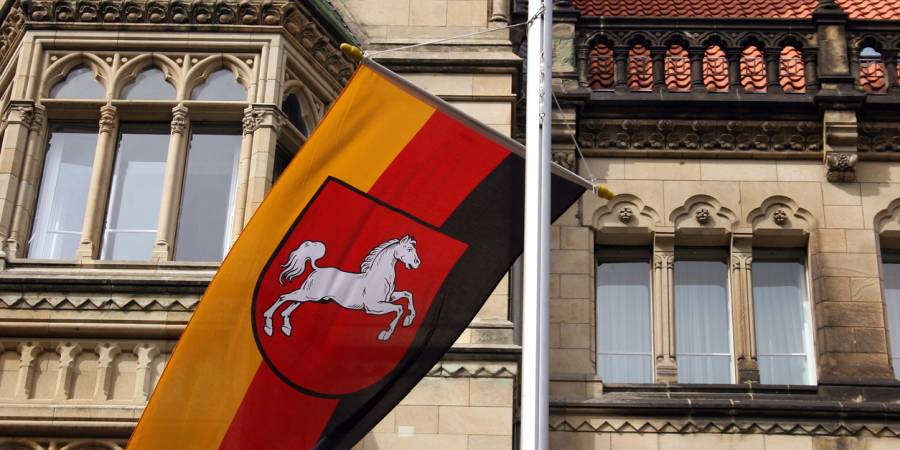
[360, 238, 399, 272]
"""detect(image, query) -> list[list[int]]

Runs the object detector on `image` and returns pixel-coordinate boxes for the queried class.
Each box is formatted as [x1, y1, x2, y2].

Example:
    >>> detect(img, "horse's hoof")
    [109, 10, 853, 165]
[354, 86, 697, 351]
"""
[402, 315, 414, 327]
[281, 325, 293, 336]
[378, 330, 391, 341]
[263, 323, 273, 336]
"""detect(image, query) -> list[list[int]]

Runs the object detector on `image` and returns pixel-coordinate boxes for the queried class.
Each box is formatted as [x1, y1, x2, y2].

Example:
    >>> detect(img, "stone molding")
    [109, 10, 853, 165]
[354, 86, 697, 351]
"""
[0, 293, 199, 311]
[578, 119, 822, 154]
[590, 194, 661, 239]
[426, 361, 517, 378]
[669, 194, 738, 236]
[17, 0, 355, 84]
[875, 198, 900, 238]
[549, 416, 900, 437]
[746, 195, 816, 240]
[859, 122, 900, 153]
[0, 438, 124, 450]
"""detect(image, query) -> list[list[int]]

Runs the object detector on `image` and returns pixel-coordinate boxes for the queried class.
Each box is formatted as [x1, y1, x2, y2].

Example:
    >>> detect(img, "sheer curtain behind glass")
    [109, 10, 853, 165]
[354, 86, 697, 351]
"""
[597, 261, 653, 383]
[175, 131, 241, 261]
[753, 261, 814, 385]
[675, 259, 733, 383]
[29, 127, 97, 259]
[101, 128, 169, 260]
[884, 263, 900, 379]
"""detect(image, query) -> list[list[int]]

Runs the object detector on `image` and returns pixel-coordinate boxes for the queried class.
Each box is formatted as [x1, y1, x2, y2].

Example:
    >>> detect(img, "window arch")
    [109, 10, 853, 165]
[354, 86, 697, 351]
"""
[588, 41, 615, 91]
[780, 46, 806, 93]
[627, 43, 652, 92]
[281, 93, 308, 136]
[860, 46, 887, 94]
[49, 65, 105, 99]
[190, 68, 247, 101]
[702, 45, 729, 93]
[121, 67, 176, 100]
[740, 45, 767, 93]
[665, 43, 690, 92]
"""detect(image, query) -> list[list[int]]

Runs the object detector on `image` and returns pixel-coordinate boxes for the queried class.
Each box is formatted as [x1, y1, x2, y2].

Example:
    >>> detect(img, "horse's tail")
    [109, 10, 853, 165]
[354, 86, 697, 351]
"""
[279, 241, 326, 285]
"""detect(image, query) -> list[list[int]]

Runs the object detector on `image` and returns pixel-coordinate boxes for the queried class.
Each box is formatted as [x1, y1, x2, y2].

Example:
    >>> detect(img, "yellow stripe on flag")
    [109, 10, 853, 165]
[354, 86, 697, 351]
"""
[129, 65, 436, 449]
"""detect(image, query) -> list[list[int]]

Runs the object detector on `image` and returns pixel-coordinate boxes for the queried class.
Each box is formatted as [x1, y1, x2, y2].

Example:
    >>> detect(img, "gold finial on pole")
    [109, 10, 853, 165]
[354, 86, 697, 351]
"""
[595, 184, 615, 200]
[340, 43, 364, 62]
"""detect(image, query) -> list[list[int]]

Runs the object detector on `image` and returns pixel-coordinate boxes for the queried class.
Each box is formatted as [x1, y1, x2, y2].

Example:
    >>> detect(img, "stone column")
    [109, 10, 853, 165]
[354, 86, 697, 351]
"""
[731, 235, 759, 383]
[5, 104, 45, 258]
[231, 108, 258, 242]
[652, 232, 677, 382]
[575, 42, 589, 87]
[804, 48, 819, 91]
[728, 51, 742, 92]
[53, 343, 81, 401]
[76, 105, 118, 261]
[884, 50, 899, 93]
[243, 105, 284, 223]
[489, 0, 509, 28]
[134, 344, 159, 402]
[766, 48, 783, 94]
[93, 343, 120, 401]
[614, 48, 628, 92]
[810, 227, 894, 382]
[690, 48, 706, 93]
[651, 46, 665, 92]
[0, 101, 35, 264]
[13, 342, 42, 400]
[151, 105, 190, 262]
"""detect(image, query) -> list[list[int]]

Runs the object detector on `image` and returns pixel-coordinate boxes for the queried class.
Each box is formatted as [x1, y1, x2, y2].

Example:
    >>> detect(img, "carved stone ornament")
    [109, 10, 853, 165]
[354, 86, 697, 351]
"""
[19, 0, 356, 83]
[695, 208, 711, 224]
[98, 105, 117, 133]
[772, 209, 788, 226]
[242, 108, 263, 135]
[618, 207, 634, 223]
[551, 150, 576, 171]
[825, 152, 858, 182]
[170, 105, 188, 134]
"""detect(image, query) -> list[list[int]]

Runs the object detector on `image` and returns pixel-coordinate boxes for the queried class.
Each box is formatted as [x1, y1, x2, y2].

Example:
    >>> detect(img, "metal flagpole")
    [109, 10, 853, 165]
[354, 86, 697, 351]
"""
[521, 0, 553, 449]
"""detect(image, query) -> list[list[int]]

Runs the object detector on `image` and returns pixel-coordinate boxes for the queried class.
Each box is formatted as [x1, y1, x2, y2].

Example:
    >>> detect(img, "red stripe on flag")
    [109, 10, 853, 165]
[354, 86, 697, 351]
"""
[218, 364, 338, 450]
[368, 111, 511, 226]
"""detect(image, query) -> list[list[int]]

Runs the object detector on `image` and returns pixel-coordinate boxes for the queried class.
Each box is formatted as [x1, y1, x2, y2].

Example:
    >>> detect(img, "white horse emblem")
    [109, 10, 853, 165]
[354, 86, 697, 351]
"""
[262, 235, 421, 341]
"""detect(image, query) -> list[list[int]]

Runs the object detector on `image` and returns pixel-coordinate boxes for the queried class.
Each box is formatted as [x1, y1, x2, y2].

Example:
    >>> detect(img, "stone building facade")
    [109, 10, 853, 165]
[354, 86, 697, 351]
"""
[1, 0, 900, 449]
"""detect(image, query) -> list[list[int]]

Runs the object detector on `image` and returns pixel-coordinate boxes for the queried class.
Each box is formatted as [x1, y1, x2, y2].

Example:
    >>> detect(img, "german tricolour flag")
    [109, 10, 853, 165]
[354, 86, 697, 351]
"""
[129, 58, 586, 449]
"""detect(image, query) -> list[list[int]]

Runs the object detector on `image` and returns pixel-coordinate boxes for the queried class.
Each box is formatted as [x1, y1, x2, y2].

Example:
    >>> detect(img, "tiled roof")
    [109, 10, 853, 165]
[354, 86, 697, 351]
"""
[571, 0, 900, 20]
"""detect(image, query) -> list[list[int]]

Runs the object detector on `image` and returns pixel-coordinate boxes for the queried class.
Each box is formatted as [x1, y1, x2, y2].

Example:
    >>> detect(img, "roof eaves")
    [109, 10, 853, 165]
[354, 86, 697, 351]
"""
[305, 0, 359, 46]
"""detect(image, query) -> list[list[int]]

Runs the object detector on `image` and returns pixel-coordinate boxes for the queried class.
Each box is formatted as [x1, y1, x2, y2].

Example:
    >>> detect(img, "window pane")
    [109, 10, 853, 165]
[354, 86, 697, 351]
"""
[191, 69, 246, 101]
[282, 94, 308, 135]
[885, 263, 900, 380]
[753, 261, 814, 385]
[121, 67, 176, 100]
[597, 261, 652, 383]
[101, 128, 169, 260]
[29, 127, 97, 259]
[675, 259, 732, 383]
[49, 66, 105, 99]
[175, 131, 241, 262]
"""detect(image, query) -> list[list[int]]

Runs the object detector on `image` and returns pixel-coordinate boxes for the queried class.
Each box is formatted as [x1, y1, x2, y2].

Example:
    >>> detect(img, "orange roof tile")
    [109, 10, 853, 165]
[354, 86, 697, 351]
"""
[571, 0, 900, 20]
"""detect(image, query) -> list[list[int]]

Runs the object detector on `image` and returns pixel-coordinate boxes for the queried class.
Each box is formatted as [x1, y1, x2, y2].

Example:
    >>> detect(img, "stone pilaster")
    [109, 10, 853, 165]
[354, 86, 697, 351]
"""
[0, 101, 36, 264]
[243, 104, 284, 223]
[93, 343, 120, 401]
[53, 343, 81, 401]
[731, 234, 759, 383]
[6, 104, 46, 258]
[13, 342, 42, 400]
[134, 344, 159, 402]
[76, 104, 118, 261]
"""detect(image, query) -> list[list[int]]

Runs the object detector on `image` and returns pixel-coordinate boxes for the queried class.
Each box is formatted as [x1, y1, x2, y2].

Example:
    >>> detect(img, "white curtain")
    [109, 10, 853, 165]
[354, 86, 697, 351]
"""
[884, 263, 900, 379]
[596, 261, 652, 383]
[29, 129, 97, 259]
[675, 260, 732, 383]
[752, 261, 813, 385]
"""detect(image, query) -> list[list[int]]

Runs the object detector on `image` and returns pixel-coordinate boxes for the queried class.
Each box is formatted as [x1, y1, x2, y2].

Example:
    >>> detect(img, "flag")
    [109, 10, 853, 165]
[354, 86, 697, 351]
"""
[128, 58, 586, 450]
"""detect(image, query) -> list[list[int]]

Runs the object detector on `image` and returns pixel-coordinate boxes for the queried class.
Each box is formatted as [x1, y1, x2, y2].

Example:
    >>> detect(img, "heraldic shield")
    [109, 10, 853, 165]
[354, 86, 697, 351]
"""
[251, 178, 467, 397]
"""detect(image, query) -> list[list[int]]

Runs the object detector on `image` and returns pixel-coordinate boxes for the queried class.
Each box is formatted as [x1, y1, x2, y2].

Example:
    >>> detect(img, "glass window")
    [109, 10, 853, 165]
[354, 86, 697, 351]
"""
[191, 69, 246, 101]
[29, 126, 97, 259]
[273, 146, 293, 183]
[282, 94, 308, 136]
[596, 251, 653, 383]
[121, 67, 176, 100]
[752, 258, 815, 385]
[49, 66, 105, 99]
[100, 127, 169, 260]
[884, 260, 900, 379]
[174, 130, 241, 262]
[675, 254, 733, 384]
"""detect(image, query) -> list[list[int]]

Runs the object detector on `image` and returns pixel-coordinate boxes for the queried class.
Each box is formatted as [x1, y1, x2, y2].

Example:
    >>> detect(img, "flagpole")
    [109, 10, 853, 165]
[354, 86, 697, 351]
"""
[521, 0, 553, 449]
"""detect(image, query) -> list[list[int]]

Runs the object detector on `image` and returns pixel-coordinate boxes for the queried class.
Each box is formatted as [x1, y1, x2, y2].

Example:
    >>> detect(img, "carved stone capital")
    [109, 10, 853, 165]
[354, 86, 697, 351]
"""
[4, 101, 34, 128]
[825, 151, 858, 182]
[98, 105, 118, 134]
[135, 344, 160, 370]
[56, 342, 82, 367]
[17, 342, 42, 367]
[29, 105, 46, 133]
[95, 343, 121, 369]
[170, 105, 189, 135]
[242, 105, 284, 135]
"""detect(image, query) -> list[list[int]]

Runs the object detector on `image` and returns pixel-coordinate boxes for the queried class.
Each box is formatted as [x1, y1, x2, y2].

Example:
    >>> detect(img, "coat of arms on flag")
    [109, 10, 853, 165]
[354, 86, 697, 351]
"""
[128, 59, 586, 450]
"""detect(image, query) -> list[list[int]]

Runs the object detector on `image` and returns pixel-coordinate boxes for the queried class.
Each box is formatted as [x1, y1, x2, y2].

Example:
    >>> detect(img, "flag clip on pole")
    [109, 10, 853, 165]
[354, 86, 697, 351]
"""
[521, 1, 553, 450]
